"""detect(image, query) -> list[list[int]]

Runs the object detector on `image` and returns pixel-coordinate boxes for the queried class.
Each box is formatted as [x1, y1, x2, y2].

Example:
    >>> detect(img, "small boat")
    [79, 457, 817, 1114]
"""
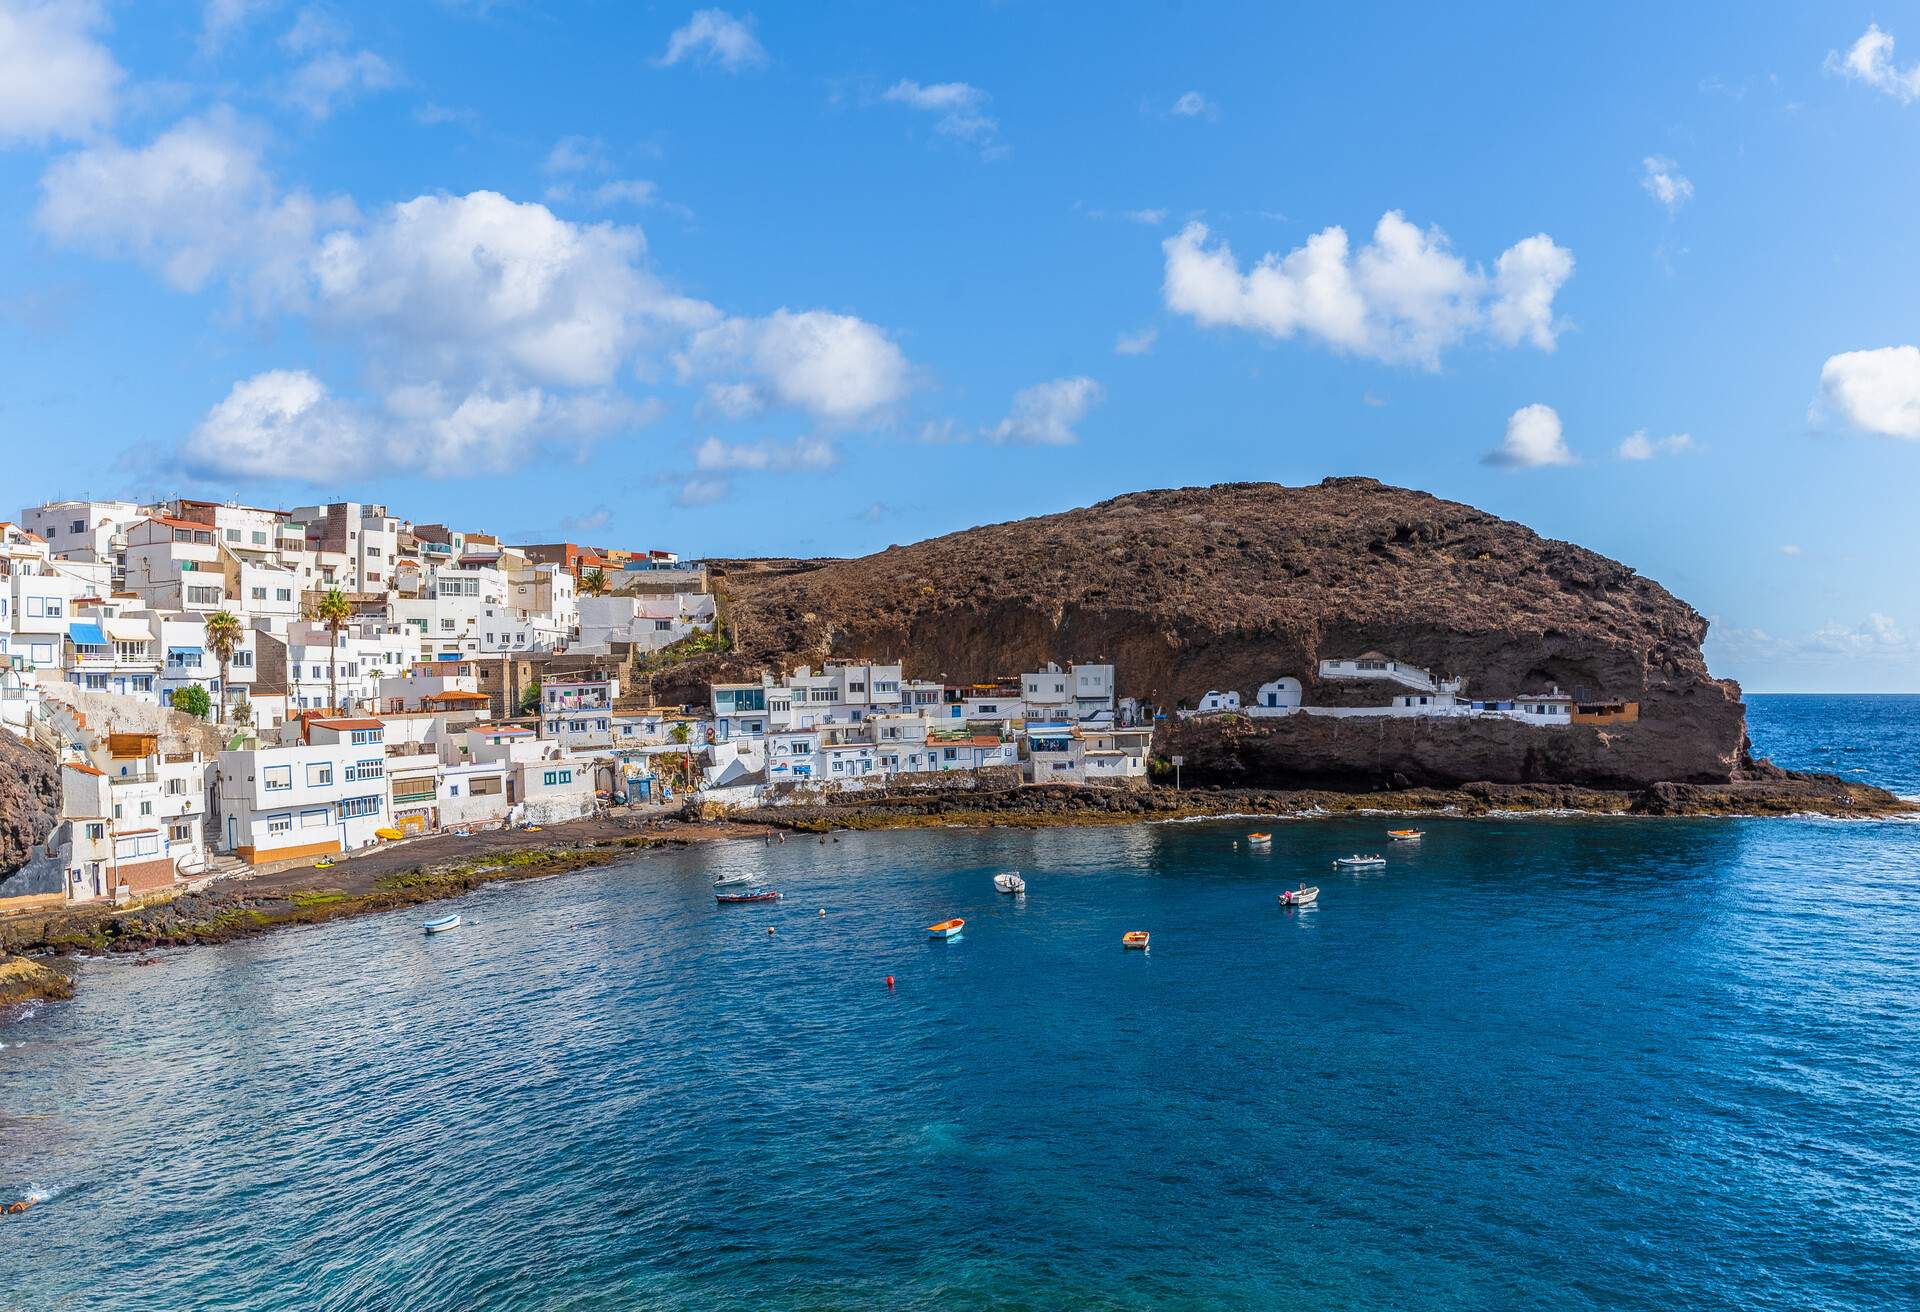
[712, 872, 756, 889]
[1277, 886, 1320, 907]
[1333, 854, 1387, 868]
[1247, 832, 1272, 844]
[422, 913, 461, 934]
[717, 888, 781, 904]
[1388, 829, 1424, 842]
[1122, 931, 1151, 950]
[927, 918, 965, 939]
[375, 827, 404, 841]
[993, 872, 1026, 895]
[313, 857, 335, 869]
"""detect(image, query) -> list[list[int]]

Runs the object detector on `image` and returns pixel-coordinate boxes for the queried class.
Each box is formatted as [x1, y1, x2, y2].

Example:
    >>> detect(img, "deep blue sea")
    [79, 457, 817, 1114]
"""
[5, 695, 1920, 1310]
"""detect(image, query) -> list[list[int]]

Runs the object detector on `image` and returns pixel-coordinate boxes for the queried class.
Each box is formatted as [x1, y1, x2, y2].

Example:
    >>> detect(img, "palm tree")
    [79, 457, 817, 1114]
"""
[311, 588, 353, 713]
[580, 568, 609, 597]
[203, 610, 243, 727]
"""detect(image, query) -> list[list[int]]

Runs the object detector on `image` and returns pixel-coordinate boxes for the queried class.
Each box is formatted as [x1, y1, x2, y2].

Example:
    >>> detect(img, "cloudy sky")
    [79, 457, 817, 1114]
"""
[2, 3, 1919, 690]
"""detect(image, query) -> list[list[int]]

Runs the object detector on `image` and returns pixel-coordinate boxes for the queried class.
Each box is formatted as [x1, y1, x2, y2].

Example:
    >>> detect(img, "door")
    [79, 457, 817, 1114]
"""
[226, 815, 235, 850]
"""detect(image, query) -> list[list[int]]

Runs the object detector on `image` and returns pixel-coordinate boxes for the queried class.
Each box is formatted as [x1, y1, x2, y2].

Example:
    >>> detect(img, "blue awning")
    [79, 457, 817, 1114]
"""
[68, 623, 106, 646]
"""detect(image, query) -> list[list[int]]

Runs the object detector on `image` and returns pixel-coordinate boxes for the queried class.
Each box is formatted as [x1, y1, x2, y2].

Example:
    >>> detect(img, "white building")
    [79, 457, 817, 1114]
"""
[1024, 722, 1153, 784]
[576, 591, 717, 654]
[216, 718, 394, 864]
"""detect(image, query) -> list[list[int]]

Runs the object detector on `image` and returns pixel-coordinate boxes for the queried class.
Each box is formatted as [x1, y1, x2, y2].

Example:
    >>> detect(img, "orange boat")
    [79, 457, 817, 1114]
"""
[1388, 829, 1424, 842]
[1247, 832, 1272, 844]
[1122, 931, 1151, 950]
[927, 918, 965, 940]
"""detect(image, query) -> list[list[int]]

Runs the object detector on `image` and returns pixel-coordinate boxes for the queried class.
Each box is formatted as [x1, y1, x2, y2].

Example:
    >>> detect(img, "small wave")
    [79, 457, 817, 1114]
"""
[1150, 810, 1327, 825]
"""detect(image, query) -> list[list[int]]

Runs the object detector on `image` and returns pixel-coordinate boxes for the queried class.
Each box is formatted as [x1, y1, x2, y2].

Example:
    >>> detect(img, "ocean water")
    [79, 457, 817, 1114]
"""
[1746, 693, 1920, 797]
[4, 699, 1919, 1310]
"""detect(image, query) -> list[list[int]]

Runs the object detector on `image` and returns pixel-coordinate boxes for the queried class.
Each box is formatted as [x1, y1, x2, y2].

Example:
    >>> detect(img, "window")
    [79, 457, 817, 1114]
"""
[132, 676, 152, 692]
[848, 681, 866, 694]
[653, 619, 672, 631]
[350, 728, 382, 745]
[139, 800, 153, 817]
[252, 587, 266, 600]
[345, 759, 384, 782]
[70, 519, 84, 534]
[263, 765, 292, 790]
[337, 795, 382, 819]
[187, 586, 221, 606]
[252, 531, 268, 545]
[267, 813, 292, 834]
[166, 777, 187, 795]
[226, 529, 241, 542]
[301, 808, 329, 829]
[232, 651, 254, 668]
[543, 769, 573, 787]
[275, 589, 291, 602]
[86, 823, 105, 841]
[170, 823, 193, 842]
[307, 762, 333, 787]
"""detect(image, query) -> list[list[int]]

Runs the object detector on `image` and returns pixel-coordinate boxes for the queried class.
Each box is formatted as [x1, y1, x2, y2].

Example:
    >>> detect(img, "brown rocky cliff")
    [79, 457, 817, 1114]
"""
[708, 478, 1747, 789]
[0, 731, 60, 877]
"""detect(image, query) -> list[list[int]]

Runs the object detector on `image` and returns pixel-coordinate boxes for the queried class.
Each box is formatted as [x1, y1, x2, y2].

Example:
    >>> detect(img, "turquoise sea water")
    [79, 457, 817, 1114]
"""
[5, 695, 1920, 1310]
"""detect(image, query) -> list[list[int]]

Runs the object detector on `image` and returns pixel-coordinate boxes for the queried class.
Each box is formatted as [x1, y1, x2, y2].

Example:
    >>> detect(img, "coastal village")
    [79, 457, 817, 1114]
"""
[0, 495, 1627, 912]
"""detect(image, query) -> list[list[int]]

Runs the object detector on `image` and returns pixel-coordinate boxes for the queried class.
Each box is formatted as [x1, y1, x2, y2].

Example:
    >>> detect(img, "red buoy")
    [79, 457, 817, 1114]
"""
[886, 975, 895, 988]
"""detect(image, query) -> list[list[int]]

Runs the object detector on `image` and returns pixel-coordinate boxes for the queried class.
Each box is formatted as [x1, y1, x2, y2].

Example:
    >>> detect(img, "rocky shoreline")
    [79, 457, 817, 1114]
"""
[0, 771, 1906, 1015]
[725, 769, 1913, 831]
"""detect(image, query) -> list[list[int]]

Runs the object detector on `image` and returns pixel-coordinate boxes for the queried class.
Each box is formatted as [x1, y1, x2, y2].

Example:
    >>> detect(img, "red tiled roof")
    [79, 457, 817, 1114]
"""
[309, 717, 385, 730]
[64, 762, 105, 776]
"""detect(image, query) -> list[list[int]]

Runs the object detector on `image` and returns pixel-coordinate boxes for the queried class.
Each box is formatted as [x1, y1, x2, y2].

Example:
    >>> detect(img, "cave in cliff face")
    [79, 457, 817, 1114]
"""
[711, 478, 1748, 788]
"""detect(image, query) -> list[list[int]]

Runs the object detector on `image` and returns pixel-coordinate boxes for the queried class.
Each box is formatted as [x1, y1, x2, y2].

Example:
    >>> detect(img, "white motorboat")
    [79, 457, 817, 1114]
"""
[1277, 886, 1319, 907]
[993, 872, 1026, 895]
[713, 872, 756, 889]
[1332, 854, 1387, 869]
[422, 913, 461, 935]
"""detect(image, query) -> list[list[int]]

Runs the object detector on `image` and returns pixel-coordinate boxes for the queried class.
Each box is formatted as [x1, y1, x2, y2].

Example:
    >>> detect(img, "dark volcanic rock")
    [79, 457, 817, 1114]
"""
[0, 732, 59, 879]
[713, 478, 1747, 788]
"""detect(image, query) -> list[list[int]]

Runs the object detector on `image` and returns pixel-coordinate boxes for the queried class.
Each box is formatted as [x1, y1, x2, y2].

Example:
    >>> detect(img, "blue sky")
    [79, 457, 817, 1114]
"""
[3, 3, 1920, 690]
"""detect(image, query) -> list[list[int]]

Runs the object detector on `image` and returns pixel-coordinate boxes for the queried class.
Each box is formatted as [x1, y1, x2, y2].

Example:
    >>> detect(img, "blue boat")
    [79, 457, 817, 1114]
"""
[422, 913, 461, 935]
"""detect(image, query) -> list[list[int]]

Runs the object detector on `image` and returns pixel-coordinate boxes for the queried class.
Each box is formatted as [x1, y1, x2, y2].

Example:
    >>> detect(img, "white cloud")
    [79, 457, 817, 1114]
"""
[198, 0, 271, 56]
[1163, 213, 1573, 368]
[0, 0, 122, 145]
[36, 108, 353, 304]
[543, 134, 607, 175]
[656, 8, 766, 72]
[1484, 403, 1574, 468]
[1640, 156, 1694, 212]
[311, 189, 716, 389]
[676, 308, 911, 423]
[286, 48, 396, 119]
[184, 369, 656, 483]
[881, 79, 1002, 155]
[692, 434, 836, 472]
[281, 5, 347, 56]
[563, 505, 612, 534]
[1114, 327, 1157, 356]
[1616, 429, 1693, 460]
[1828, 24, 1920, 103]
[675, 475, 730, 506]
[1817, 346, 1920, 438]
[701, 381, 762, 418]
[1121, 207, 1167, 225]
[1780, 544, 1804, 557]
[1487, 233, 1577, 352]
[990, 376, 1103, 445]
[1170, 90, 1215, 118]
